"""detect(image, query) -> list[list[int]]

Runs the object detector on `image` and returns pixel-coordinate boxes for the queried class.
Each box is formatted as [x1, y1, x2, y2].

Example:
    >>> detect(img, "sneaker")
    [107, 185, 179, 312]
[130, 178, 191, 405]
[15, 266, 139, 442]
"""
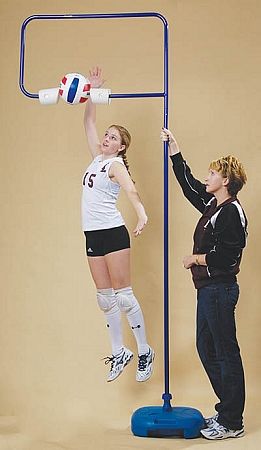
[104, 347, 133, 382]
[136, 347, 155, 382]
[201, 422, 244, 440]
[204, 413, 219, 428]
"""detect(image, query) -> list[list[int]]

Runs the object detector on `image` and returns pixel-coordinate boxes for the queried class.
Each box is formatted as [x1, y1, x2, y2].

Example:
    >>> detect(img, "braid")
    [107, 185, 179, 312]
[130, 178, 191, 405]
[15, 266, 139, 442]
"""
[109, 124, 134, 182]
[118, 149, 135, 183]
[118, 150, 131, 177]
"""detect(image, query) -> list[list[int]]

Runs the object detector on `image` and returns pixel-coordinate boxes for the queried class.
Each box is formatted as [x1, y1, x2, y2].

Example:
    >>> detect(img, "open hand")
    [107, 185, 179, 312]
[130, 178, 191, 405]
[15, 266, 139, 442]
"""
[89, 66, 105, 89]
[133, 215, 148, 237]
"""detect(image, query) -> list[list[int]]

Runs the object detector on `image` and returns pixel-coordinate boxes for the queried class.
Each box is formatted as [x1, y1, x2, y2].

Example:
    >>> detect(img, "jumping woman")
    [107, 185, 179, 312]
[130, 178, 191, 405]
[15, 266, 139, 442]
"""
[82, 67, 154, 382]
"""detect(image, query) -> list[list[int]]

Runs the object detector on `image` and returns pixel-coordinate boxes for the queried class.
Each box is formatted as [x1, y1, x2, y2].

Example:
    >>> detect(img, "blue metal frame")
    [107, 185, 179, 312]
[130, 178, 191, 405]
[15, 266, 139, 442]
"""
[19, 11, 171, 410]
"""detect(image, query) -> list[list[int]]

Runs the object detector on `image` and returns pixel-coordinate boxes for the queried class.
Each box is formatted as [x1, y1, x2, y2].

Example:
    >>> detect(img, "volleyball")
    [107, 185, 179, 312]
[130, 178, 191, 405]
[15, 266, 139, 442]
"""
[59, 73, 91, 105]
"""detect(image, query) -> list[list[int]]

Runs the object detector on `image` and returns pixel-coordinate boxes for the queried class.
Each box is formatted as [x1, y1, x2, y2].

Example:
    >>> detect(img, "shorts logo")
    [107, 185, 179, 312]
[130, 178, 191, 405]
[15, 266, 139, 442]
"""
[88, 247, 93, 253]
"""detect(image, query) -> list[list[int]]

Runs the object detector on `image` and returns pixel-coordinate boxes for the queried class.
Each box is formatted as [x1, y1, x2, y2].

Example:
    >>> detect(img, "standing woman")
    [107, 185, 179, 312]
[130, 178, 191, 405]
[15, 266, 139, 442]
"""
[161, 128, 247, 440]
[82, 67, 154, 382]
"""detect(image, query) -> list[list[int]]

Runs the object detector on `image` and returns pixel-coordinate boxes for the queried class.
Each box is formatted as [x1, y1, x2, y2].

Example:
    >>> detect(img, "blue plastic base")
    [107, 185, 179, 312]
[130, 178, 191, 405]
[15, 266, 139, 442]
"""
[131, 406, 205, 438]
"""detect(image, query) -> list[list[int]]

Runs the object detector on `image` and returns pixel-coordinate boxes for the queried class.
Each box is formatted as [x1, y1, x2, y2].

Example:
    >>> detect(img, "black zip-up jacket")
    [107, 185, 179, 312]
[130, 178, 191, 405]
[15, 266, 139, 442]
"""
[170, 152, 248, 289]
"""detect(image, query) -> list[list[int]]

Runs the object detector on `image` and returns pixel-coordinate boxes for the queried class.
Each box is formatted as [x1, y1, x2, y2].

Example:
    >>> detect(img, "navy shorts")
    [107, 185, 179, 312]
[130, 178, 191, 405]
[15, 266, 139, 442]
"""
[84, 225, 130, 257]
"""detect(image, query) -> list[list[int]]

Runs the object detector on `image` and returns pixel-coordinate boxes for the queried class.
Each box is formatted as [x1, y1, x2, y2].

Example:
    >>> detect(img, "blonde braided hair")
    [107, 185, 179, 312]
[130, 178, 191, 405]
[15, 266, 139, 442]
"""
[109, 124, 132, 178]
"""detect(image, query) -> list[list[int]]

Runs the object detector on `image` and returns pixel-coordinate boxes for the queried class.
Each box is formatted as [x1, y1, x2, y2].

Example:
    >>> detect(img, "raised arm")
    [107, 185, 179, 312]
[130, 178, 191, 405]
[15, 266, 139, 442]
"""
[83, 67, 105, 158]
[109, 162, 148, 237]
[160, 127, 213, 213]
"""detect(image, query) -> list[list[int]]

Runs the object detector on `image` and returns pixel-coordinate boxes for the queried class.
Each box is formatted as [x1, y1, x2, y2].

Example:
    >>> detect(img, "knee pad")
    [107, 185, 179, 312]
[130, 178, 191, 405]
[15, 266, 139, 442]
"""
[115, 287, 140, 315]
[97, 289, 117, 313]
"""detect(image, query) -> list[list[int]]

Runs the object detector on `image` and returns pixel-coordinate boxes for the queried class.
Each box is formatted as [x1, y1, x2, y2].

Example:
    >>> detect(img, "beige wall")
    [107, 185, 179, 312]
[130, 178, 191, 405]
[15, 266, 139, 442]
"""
[1, 0, 261, 446]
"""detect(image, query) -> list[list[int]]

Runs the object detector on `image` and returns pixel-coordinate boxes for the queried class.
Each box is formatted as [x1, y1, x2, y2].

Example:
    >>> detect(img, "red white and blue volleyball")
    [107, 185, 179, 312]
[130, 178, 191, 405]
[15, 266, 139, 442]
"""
[59, 73, 90, 105]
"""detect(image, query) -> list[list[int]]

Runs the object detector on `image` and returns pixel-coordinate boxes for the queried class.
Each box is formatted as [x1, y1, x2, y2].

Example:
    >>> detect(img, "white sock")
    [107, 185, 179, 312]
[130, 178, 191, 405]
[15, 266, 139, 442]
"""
[97, 288, 123, 356]
[115, 287, 149, 355]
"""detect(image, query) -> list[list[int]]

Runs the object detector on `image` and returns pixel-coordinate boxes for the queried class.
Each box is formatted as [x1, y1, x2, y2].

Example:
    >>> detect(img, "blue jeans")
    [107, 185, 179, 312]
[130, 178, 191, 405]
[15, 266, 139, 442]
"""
[196, 282, 245, 430]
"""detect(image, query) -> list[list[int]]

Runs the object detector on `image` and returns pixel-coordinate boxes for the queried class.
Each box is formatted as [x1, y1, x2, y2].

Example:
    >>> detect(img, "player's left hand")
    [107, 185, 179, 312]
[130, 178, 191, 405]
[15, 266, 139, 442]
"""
[133, 215, 148, 237]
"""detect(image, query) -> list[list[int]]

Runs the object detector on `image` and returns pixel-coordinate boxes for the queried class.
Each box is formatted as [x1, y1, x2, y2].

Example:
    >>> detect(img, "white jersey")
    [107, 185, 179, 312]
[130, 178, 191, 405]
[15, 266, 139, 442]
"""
[81, 155, 125, 231]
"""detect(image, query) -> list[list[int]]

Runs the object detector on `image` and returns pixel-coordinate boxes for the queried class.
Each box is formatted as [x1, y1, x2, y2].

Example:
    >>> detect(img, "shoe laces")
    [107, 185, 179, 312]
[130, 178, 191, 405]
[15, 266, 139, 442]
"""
[138, 351, 150, 371]
[103, 355, 116, 371]
[217, 424, 229, 433]
[206, 413, 219, 425]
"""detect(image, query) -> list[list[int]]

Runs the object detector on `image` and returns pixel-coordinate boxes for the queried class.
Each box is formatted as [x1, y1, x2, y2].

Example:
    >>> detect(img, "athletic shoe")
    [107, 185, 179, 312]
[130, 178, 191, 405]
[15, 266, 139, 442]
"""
[204, 413, 219, 428]
[201, 423, 244, 440]
[136, 347, 155, 382]
[104, 347, 133, 382]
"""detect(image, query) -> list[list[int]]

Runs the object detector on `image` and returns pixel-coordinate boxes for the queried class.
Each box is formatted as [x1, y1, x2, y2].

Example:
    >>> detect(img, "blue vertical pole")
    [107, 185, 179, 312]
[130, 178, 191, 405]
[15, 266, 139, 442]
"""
[161, 19, 172, 412]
